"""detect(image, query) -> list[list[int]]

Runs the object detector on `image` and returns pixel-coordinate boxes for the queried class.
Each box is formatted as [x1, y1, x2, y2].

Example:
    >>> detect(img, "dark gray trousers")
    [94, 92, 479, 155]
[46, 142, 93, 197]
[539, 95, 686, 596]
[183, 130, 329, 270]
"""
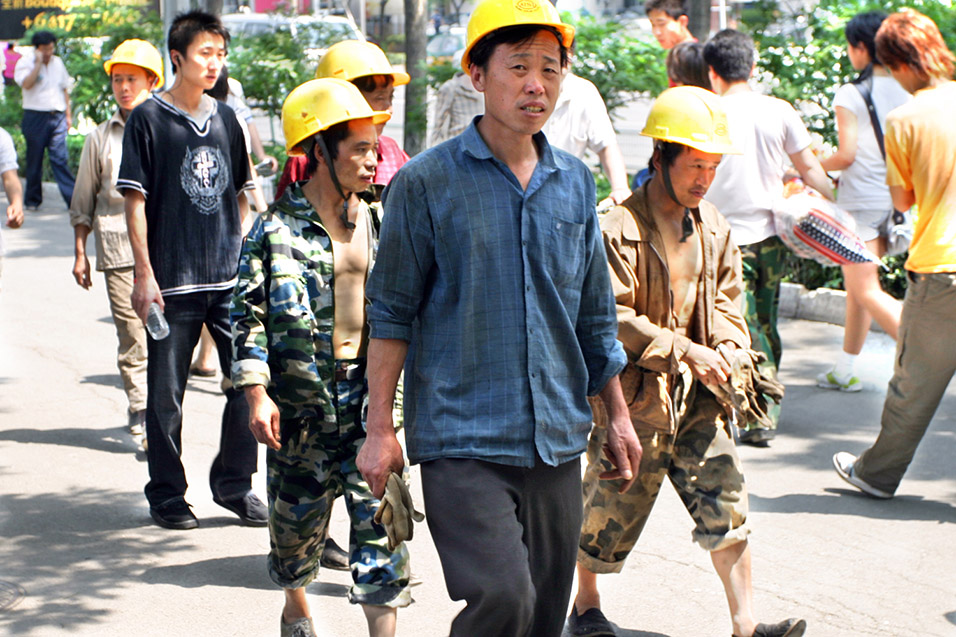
[421, 455, 582, 637]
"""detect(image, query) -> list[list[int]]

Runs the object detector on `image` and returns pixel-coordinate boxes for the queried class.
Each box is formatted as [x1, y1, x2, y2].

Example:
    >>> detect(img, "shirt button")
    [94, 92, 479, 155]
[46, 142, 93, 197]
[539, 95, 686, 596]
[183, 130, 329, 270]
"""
[522, 240, 528, 246]
[531, 372, 536, 378]
[526, 285, 531, 291]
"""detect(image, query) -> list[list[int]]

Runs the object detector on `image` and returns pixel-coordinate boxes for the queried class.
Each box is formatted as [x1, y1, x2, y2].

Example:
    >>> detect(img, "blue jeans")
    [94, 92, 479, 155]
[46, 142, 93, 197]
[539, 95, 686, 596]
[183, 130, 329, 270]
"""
[145, 288, 257, 507]
[21, 109, 75, 208]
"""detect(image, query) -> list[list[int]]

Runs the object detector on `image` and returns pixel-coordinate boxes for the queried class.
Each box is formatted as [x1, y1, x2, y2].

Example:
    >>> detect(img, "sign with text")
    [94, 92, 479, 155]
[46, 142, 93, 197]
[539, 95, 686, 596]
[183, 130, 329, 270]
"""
[0, 0, 159, 41]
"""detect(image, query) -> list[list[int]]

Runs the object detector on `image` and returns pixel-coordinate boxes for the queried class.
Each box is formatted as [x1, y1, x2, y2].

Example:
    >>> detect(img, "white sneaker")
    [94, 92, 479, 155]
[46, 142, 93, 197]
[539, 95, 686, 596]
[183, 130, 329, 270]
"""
[817, 370, 862, 393]
[832, 452, 893, 499]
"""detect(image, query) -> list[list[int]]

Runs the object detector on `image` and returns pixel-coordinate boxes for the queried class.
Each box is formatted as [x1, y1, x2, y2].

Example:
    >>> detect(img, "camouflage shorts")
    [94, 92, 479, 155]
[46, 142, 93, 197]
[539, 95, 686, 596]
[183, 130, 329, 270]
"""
[579, 385, 750, 574]
[267, 362, 411, 607]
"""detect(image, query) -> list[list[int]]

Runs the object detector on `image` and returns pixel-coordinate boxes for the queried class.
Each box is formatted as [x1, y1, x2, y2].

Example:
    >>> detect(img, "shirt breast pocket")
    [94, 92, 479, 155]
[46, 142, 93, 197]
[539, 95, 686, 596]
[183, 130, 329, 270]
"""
[547, 215, 586, 288]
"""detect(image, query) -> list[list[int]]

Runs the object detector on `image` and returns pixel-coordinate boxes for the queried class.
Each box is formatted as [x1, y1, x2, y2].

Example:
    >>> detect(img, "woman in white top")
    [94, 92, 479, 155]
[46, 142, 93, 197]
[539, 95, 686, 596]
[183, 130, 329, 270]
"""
[817, 11, 911, 392]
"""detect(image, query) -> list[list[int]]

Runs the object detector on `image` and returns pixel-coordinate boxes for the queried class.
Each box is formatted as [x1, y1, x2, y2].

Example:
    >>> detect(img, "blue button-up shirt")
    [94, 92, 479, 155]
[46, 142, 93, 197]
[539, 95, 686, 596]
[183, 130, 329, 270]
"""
[367, 120, 626, 468]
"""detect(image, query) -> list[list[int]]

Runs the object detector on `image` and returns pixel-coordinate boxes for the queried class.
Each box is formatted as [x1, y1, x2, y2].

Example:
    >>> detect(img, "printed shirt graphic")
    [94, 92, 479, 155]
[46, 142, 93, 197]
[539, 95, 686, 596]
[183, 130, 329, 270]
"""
[181, 145, 230, 214]
[117, 95, 254, 295]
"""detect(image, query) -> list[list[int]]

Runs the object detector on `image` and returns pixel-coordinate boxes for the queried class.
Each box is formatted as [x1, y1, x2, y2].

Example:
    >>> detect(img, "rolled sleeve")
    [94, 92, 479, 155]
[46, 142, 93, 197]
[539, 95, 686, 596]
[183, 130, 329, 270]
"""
[367, 171, 435, 343]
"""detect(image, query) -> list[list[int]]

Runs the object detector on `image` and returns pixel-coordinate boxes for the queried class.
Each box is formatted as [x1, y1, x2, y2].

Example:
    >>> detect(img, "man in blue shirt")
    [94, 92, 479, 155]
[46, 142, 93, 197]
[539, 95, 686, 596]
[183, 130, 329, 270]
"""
[357, 0, 642, 635]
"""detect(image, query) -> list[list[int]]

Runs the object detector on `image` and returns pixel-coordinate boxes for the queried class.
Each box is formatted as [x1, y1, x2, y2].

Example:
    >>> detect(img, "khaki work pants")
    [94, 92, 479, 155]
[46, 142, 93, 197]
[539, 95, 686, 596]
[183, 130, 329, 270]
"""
[855, 271, 956, 494]
[104, 266, 147, 413]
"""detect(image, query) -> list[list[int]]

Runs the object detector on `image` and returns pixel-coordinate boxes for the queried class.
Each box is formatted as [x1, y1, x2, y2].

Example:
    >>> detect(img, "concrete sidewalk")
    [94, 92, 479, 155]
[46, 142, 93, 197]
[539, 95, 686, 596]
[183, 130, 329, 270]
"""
[0, 188, 954, 636]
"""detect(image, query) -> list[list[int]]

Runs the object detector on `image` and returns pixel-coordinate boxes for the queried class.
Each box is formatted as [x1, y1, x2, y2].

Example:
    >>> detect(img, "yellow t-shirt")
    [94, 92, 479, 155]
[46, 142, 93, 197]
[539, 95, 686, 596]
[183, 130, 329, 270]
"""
[885, 81, 956, 273]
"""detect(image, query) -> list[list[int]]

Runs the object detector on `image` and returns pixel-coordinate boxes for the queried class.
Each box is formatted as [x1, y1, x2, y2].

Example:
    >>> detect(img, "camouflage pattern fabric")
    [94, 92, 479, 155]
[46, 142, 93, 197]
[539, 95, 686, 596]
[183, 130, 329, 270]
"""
[230, 184, 377, 421]
[739, 235, 789, 432]
[578, 385, 750, 574]
[267, 367, 412, 607]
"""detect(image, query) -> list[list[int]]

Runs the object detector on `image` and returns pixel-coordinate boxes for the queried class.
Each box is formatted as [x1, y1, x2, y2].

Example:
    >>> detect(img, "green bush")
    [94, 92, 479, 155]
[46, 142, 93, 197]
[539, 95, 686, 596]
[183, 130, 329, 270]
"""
[744, 0, 956, 147]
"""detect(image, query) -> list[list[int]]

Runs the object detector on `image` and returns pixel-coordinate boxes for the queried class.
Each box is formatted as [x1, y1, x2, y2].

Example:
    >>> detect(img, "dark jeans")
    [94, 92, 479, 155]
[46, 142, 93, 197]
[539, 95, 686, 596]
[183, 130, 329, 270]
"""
[421, 456, 582, 637]
[21, 109, 75, 208]
[144, 288, 257, 508]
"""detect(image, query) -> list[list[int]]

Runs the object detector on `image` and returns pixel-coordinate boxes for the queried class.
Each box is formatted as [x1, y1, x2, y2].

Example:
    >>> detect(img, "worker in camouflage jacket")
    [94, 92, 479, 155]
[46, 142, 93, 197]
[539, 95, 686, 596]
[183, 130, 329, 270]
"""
[230, 78, 410, 637]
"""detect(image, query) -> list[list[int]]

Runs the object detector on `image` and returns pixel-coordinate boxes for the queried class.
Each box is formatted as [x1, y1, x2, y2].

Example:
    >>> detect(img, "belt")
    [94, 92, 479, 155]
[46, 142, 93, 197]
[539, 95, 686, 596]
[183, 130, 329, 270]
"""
[333, 359, 366, 382]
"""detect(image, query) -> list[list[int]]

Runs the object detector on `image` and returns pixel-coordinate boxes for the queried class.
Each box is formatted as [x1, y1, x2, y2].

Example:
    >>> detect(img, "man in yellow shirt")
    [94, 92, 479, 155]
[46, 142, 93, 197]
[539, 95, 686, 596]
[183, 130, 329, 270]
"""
[833, 9, 956, 499]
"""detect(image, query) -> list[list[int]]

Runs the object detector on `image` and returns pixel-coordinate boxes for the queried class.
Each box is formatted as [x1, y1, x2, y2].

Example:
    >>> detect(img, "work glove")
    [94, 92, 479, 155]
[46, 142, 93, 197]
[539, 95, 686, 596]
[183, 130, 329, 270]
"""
[710, 346, 785, 430]
[373, 472, 424, 551]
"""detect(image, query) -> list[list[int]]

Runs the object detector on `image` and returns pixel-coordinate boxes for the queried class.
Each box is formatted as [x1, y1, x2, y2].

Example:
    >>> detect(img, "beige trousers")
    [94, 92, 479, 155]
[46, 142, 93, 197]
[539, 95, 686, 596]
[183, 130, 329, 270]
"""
[104, 267, 147, 413]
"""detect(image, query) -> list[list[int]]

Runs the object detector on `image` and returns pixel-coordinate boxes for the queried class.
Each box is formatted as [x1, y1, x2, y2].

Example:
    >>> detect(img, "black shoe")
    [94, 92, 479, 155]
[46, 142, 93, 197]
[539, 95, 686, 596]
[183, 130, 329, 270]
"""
[214, 491, 268, 527]
[739, 427, 775, 447]
[320, 537, 350, 571]
[150, 499, 198, 530]
[567, 606, 616, 636]
[750, 618, 807, 637]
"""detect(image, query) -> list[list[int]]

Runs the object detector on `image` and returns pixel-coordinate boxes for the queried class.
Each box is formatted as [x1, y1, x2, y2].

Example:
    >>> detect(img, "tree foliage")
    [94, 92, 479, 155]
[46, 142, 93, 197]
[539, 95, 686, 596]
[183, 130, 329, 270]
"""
[227, 28, 314, 141]
[743, 0, 956, 147]
[562, 13, 667, 117]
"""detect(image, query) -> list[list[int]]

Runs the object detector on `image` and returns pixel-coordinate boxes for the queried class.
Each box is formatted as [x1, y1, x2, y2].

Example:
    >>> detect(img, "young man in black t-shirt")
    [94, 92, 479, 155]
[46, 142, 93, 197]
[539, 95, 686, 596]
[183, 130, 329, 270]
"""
[118, 10, 263, 530]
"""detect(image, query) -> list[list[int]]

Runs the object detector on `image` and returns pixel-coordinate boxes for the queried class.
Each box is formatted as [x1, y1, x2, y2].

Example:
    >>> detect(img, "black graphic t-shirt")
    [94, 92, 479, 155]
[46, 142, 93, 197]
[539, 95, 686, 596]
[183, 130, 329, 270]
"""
[118, 95, 254, 294]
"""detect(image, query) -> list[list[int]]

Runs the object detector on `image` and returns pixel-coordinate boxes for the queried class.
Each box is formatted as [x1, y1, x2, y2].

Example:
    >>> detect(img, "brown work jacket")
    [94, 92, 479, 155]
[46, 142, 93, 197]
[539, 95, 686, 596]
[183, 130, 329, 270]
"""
[595, 186, 750, 434]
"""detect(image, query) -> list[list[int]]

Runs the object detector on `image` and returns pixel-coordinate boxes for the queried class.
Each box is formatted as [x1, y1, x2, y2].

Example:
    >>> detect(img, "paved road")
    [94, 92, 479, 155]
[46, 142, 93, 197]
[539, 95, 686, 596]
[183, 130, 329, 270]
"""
[0, 185, 954, 636]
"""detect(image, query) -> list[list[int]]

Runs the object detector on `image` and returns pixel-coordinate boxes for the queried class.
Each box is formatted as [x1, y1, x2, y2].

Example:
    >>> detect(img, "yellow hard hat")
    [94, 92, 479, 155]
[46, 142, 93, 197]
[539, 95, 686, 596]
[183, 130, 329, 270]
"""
[315, 40, 410, 86]
[641, 86, 740, 154]
[282, 78, 391, 156]
[104, 39, 165, 87]
[461, 0, 575, 72]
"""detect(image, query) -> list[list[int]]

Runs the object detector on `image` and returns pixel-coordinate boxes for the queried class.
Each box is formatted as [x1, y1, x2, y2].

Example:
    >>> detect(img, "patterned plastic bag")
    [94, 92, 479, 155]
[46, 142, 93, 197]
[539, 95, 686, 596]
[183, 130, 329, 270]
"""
[772, 181, 881, 267]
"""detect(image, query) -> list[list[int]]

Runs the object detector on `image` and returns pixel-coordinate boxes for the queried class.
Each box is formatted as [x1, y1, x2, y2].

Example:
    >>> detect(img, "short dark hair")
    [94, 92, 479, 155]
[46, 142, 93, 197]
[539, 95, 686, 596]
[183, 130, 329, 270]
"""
[703, 29, 754, 83]
[667, 41, 711, 90]
[647, 140, 686, 175]
[168, 10, 230, 73]
[305, 120, 353, 176]
[31, 31, 57, 47]
[644, 0, 688, 20]
[467, 25, 568, 70]
[352, 74, 392, 94]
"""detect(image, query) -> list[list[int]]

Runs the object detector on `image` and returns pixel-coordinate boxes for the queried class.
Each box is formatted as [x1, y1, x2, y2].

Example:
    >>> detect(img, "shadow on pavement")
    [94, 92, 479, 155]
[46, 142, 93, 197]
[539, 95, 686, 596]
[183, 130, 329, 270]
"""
[0, 489, 194, 634]
[80, 373, 123, 389]
[750, 490, 956, 523]
[142, 554, 276, 592]
[0, 427, 139, 456]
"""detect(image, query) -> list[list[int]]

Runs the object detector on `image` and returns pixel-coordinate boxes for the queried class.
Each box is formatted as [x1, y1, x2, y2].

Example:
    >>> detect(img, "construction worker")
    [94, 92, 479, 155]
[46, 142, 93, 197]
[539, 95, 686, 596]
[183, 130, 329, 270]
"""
[69, 39, 164, 451]
[275, 40, 410, 198]
[358, 0, 640, 634]
[231, 78, 411, 637]
[569, 86, 806, 637]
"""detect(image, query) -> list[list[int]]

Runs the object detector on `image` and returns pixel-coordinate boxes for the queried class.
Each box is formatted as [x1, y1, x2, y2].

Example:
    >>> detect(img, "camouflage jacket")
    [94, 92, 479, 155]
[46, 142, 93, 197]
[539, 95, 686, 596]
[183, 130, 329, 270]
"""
[230, 184, 377, 420]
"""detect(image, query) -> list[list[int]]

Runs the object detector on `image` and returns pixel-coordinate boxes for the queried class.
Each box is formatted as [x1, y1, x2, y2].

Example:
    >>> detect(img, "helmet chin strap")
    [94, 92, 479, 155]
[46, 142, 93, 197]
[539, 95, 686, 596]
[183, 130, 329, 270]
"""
[313, 134, 355, 230]
[660, 157, 694, 243]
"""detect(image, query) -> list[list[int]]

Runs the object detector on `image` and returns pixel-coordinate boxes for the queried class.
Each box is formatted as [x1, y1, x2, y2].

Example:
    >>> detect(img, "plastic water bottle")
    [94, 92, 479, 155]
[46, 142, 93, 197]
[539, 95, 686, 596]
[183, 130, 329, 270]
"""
[146, 302, 170, 340]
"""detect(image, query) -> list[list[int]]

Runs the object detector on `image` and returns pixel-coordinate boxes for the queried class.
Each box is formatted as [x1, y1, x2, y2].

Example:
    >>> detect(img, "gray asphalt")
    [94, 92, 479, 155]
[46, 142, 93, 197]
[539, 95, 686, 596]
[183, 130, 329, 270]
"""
[0, 185, 953, 636]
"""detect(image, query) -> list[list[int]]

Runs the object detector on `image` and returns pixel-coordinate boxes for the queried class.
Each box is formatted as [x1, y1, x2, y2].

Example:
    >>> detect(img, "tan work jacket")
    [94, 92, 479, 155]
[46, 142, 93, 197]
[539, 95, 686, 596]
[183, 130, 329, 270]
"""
[69, 110, 134, 271]
[597, 186, 750, 433]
